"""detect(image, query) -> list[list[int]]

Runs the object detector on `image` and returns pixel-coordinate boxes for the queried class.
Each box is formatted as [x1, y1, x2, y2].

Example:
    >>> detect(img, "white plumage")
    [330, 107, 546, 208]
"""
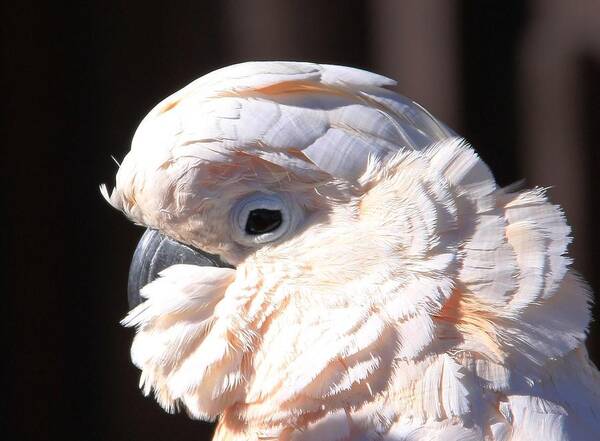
[104, 62, 600, 440]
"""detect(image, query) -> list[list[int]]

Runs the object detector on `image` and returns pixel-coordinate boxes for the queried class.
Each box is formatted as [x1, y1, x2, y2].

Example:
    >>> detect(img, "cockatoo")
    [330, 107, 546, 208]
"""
[103, 62, 600, 440]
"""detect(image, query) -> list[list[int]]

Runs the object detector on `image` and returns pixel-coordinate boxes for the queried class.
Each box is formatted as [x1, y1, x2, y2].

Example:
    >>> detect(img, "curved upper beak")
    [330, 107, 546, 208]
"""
[127, 228, 231, 309]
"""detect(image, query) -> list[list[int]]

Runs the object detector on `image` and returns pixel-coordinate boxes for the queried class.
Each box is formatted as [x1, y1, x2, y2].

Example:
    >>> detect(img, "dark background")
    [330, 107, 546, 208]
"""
[4, 1, 600, 440]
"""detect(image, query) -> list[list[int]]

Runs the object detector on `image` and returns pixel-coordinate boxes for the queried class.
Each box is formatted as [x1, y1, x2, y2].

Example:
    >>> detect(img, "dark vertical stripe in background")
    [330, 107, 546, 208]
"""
[4, 1, 600, 439]
[461, 1, 527, 186]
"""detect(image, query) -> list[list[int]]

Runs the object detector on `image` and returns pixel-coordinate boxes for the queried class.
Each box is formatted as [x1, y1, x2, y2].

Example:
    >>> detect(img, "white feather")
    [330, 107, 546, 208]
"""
[105, 62, 600, 441]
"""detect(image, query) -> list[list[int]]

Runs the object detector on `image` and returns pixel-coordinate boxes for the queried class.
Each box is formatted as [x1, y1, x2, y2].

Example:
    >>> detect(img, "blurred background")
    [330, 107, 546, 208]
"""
[4, 1, 600, 439]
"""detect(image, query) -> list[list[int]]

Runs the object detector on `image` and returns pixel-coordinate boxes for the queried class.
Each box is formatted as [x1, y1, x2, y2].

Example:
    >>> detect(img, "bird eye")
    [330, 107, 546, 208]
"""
[231, 193, 297, 245]
[245, 209, 282, 235]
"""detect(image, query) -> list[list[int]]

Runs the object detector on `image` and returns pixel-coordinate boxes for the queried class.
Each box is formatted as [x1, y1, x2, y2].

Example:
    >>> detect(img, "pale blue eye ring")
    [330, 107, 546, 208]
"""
[231, 193, 295, 245]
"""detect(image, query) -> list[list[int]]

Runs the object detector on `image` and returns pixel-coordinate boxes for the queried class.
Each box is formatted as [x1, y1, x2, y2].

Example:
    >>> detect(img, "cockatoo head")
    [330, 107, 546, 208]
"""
[103, 62, 590, 437]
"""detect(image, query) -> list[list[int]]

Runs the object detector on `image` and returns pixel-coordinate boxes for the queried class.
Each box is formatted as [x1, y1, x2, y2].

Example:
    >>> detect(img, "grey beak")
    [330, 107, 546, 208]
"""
[127, 228, 230, 309]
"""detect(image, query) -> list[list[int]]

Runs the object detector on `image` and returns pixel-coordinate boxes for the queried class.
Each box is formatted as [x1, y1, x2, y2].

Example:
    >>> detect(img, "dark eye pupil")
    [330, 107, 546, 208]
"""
[245, 209, 283, 235]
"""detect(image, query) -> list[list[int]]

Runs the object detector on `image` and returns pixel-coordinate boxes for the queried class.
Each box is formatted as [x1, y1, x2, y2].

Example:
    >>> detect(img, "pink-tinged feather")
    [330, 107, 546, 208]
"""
[105, 62, 600, 440]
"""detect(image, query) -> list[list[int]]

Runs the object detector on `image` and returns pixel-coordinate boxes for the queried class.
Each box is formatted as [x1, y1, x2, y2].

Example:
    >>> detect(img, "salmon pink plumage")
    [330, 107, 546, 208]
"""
[103, 62, 600, 441]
